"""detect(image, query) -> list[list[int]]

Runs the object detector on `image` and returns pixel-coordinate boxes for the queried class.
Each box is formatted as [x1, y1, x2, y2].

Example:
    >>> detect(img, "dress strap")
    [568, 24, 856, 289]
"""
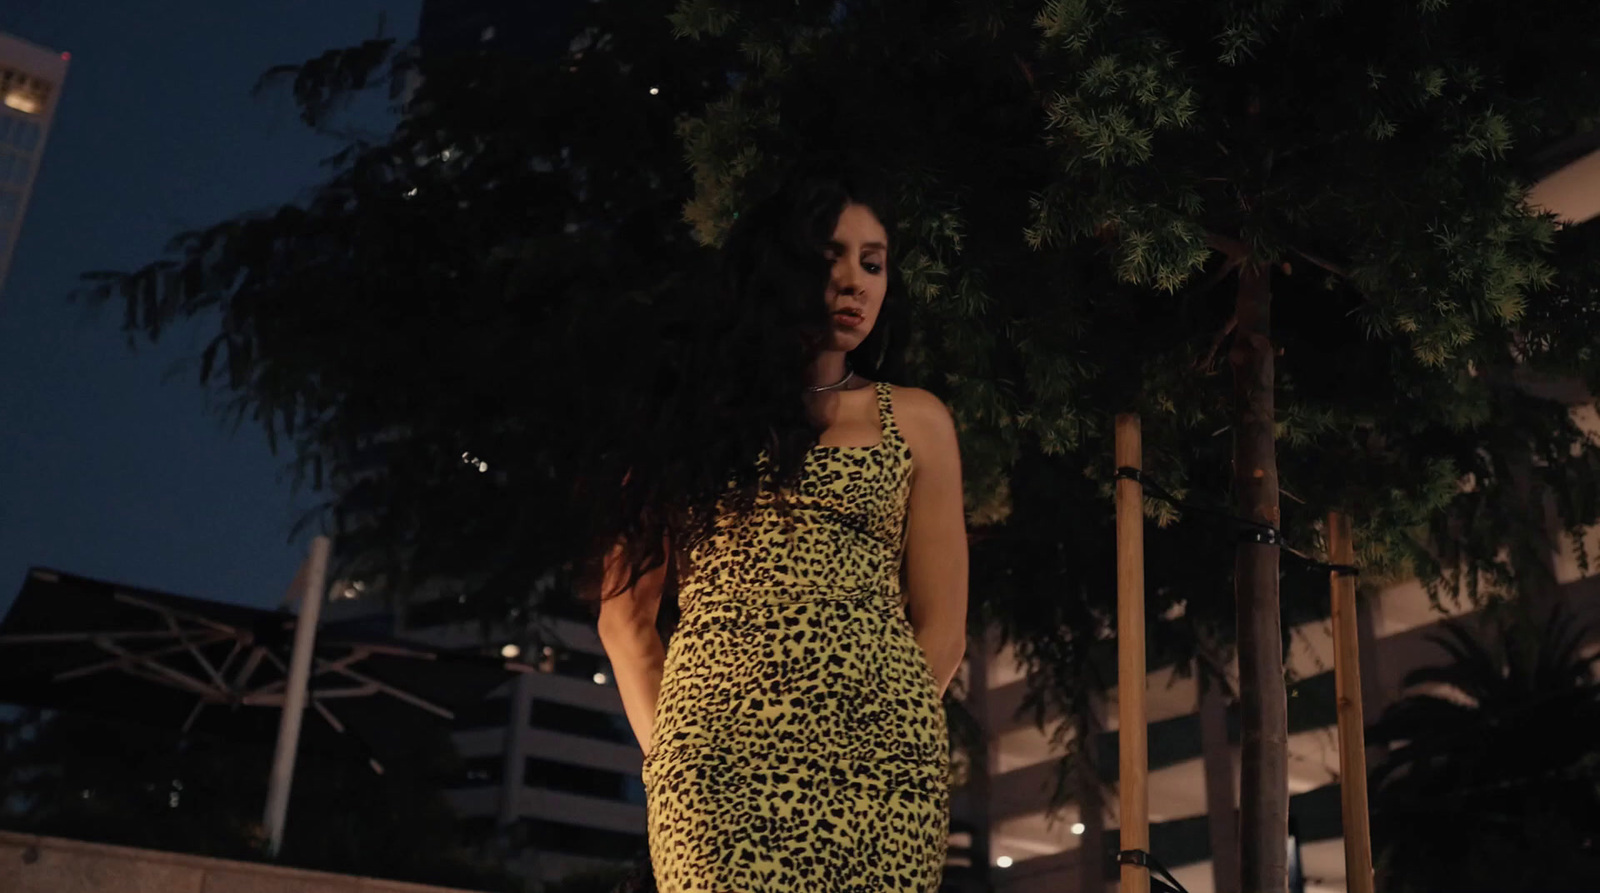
[873, 380, 905, 450]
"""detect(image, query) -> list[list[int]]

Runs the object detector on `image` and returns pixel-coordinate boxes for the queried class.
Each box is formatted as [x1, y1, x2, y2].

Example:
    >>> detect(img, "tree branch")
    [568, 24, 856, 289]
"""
[1290, 246, 1350, 279]
[1206, 231, 1251, 262]
[1198, 313, 1238, 375]
[1192, 255, 1246, 373]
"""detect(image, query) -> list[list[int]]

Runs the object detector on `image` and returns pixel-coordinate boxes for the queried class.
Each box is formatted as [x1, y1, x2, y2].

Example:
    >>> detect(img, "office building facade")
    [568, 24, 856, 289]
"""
[953, 399, 1600, 893]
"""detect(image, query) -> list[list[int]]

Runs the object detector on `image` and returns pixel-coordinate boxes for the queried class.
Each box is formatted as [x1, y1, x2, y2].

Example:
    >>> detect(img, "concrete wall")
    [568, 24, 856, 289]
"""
[0, 831, 489, 893]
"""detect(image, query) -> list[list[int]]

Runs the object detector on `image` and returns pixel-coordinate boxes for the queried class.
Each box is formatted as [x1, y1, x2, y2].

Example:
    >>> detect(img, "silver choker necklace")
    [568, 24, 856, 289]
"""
[806, 366, 855, 393]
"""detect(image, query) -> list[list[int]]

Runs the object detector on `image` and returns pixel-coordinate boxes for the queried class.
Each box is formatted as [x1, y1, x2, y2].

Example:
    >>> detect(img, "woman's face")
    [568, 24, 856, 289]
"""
[822, 201, 889, 352]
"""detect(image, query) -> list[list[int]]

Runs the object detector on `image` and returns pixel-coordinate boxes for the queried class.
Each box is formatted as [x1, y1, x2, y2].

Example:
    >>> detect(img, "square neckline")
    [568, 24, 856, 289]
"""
[809, 380, 891, 454]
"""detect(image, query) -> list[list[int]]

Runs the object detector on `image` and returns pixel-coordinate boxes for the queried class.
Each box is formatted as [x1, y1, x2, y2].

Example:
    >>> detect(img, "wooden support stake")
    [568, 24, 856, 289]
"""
[1115, 414, 1149, 893]
[1328, 512, 1374, 893]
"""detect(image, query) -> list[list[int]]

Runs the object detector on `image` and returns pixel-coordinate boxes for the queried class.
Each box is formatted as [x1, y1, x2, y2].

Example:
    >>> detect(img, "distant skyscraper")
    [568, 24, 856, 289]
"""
[0, 31, 67, 298]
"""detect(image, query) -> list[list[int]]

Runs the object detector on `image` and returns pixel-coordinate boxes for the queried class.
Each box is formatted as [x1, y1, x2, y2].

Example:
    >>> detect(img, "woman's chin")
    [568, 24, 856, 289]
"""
[828, 332, 868, 353]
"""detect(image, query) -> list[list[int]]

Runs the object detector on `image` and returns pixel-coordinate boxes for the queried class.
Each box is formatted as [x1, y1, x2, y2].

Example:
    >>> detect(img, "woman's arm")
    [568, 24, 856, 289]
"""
[896, 387, 970, 700]
[596, 537, 671, 757]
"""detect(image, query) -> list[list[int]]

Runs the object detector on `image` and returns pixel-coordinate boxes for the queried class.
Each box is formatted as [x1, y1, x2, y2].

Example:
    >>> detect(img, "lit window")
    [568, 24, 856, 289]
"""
[2, 92, 40, 115]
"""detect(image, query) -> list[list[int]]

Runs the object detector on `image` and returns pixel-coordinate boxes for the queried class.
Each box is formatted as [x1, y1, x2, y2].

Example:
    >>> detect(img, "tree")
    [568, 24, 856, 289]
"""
[0, 708, 525, 891]
[1366, 606, 1600, 892]
[77, 0, 737, 633]
[665, 1, 1600, 890]
[79, 2, 1600, 891]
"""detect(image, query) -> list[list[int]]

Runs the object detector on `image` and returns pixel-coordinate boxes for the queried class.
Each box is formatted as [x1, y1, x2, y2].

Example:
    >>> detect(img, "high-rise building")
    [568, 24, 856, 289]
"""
[379, 591, 653, 884]
[0, 31, 67, 298]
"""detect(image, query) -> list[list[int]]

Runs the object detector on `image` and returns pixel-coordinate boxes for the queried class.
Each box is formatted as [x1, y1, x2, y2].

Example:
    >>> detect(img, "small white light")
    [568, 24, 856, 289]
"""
[501, 644, 521, 658]
[542, 645, 555, 656]
[593, 672, 608, 684]
[996, 855, 1013, 868]
[649, 86, 660, 95]
[405, 187, 418, 198]
[1071, 822, 1086, 835]
[477, 460, 489, 473]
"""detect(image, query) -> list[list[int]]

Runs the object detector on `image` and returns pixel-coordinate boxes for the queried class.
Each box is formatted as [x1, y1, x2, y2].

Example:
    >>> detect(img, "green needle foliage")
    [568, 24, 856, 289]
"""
[669, 0, 1600, 887]
[74, 1, 1600, 888]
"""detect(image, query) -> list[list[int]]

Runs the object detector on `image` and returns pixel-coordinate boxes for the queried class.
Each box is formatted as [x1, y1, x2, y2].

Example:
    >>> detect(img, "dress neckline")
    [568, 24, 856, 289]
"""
[810, 380, 894, 453]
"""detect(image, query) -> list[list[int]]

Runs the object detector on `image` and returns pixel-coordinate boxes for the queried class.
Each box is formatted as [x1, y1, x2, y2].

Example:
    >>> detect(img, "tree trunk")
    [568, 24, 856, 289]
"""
[1199, 666, 1240, 893]
[1229, 262, 1287, 893]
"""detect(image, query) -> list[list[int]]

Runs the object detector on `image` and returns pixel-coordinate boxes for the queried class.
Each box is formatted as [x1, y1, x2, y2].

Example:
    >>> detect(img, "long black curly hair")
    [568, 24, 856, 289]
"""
[573, 156, 910, 611]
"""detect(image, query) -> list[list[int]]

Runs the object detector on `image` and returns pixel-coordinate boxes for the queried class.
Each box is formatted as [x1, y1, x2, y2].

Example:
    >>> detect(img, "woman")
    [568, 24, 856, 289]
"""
[585, 159, 969, 892]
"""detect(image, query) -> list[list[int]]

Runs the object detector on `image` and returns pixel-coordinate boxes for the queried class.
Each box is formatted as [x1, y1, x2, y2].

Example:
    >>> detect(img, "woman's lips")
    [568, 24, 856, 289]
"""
[832, 312, 863, 328]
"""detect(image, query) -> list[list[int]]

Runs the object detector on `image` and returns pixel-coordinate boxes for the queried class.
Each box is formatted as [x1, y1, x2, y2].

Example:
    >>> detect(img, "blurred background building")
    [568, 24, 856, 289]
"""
[0, 30, 67, 297]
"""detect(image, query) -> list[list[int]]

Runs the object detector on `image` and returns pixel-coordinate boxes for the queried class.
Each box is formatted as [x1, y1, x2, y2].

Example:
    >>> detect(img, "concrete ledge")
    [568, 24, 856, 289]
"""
[0, 830, 488, 893]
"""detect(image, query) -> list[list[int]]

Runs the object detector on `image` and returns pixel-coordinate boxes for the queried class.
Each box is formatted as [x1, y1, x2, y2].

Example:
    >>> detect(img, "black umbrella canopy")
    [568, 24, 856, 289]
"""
[0, 568, 531, 767]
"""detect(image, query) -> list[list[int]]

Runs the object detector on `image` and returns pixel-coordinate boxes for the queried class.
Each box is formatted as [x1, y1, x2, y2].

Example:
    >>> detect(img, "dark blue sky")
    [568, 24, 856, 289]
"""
[0, 1, 422, 613]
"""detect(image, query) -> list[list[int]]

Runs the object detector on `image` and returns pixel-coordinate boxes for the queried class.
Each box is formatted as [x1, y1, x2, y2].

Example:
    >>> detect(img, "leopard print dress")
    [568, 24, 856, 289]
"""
[641, 380, 950, 892]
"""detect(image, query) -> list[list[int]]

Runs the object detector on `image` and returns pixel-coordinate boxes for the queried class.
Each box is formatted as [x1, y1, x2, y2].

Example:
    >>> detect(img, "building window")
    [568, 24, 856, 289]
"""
[0, 67, 51, 117]
[518, 818, 645, 861]
[449, 754, 503, 788]
[529, 698, 633, 745]
[545, 646, 608, 682]
[524, 757, 645, 805]
[0, 152, 25, 186]
[0, 116, 40, 153]
[453, 696, 511, 729]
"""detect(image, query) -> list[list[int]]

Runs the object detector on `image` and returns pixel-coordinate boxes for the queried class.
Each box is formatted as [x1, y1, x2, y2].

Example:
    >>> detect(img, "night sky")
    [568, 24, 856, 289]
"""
[0, 1, 423, 614]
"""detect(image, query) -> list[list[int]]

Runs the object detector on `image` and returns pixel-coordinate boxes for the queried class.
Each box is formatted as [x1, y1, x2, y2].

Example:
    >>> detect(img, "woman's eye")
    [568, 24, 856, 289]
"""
[863, 262, 883, 275]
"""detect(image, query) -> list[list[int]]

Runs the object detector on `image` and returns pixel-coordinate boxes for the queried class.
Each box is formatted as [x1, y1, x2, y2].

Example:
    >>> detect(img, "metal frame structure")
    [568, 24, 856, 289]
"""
[0, 545, 531, 856]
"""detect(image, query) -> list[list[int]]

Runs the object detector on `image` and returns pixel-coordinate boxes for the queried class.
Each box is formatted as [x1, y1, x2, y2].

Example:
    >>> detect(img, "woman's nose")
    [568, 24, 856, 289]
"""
[833, 260, 861, 294]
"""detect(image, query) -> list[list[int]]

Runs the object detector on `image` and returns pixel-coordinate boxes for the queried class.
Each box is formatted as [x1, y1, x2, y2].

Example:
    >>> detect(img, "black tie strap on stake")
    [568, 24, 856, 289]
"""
[1117, 849, 1190, 893]
[1113, 466, 1362, 579]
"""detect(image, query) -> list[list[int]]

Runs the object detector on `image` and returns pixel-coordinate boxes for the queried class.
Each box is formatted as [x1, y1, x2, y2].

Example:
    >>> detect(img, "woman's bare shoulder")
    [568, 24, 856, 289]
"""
[885, 384, 958, 447]
[884, 383, 951, 417]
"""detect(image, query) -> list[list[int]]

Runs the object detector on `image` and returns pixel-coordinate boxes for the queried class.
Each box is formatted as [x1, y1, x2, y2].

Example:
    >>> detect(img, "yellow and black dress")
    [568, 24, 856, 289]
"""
[641, 380, 950, 892]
